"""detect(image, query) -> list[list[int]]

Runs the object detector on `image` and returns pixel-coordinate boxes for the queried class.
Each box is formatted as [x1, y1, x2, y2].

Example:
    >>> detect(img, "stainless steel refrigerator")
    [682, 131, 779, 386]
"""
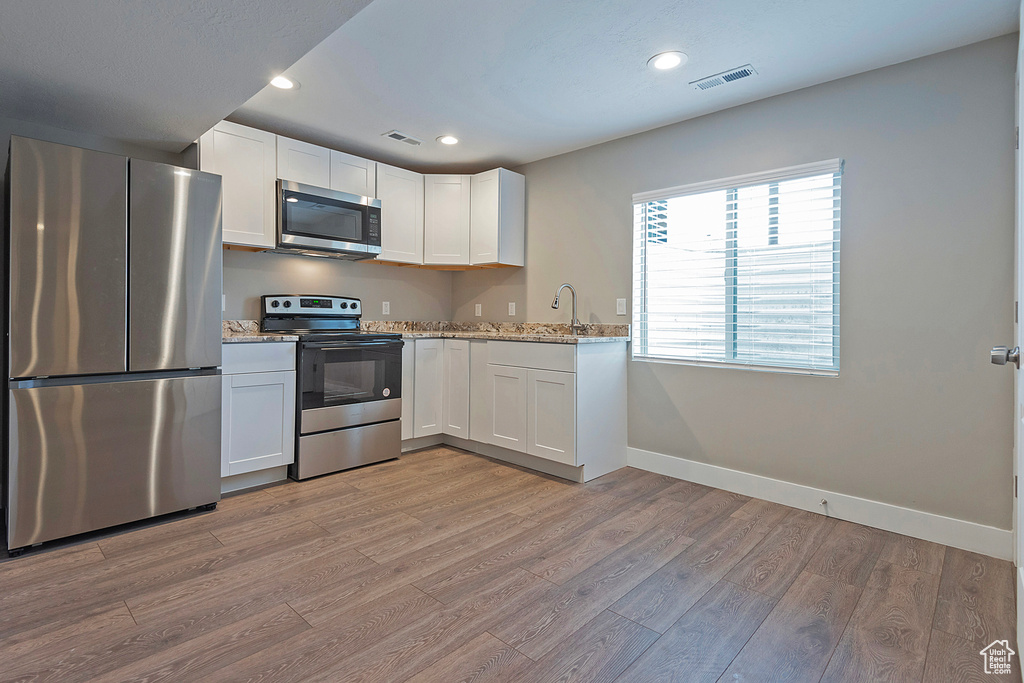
[4, 136, 223, 554]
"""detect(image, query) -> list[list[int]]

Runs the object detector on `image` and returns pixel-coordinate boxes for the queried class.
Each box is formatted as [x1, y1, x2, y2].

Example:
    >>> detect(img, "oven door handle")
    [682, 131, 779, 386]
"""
[305, 341, 400, 351]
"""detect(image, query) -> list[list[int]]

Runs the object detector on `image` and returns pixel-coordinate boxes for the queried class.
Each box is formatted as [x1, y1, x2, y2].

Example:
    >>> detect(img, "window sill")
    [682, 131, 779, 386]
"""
[630, 355, 839, 378]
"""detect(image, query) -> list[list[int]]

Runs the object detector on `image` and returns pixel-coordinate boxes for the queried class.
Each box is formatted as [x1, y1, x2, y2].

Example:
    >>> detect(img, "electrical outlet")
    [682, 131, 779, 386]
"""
[382, 301, 390, 315]
[508, 302, 516, 316]
[475, 303, 482, 317]
[616, 298, 627, 316]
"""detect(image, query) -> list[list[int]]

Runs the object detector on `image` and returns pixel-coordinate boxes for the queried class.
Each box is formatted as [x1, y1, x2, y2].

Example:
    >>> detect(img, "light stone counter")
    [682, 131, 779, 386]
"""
[361, 321, 629, 344]
[222, 320, 298, 343]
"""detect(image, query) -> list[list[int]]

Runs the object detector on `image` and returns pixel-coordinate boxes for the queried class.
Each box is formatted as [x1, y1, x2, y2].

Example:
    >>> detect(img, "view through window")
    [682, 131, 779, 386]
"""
[632, 160, 842, 374]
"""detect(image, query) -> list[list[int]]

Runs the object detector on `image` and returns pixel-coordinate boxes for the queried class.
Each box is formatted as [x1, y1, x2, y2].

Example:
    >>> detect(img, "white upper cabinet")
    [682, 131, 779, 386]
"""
[276, 136, 331, 187]
[471, 168, 525, 266]
[377, 163, 424, 264]
[330, 150, 377, 197]
[424, 175, 471, 265]
[198, 121, 277, 248]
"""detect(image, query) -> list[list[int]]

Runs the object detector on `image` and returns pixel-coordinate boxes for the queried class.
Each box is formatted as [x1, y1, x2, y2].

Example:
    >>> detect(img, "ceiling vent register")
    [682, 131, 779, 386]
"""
[381, 130, 423, 146]
[690, 64, 757, 91]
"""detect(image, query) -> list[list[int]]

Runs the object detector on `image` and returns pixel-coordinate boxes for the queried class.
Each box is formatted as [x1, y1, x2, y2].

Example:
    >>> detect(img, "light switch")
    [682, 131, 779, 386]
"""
[508, 302, 516, 316]
[383, 301, 390, 315]
[475, 304, 482, 317]
[616, 298, 627, 316]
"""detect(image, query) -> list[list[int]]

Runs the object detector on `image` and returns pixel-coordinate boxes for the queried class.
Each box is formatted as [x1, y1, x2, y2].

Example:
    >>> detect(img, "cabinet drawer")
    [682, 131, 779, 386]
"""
[222, 342, 295, 375]
[487, 341, 575, 372]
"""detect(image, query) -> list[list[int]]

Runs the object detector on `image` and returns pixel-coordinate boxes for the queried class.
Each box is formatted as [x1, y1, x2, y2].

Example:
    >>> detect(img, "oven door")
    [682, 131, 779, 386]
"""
[278, 180, 381, 256]
[299, 339, 403, 413]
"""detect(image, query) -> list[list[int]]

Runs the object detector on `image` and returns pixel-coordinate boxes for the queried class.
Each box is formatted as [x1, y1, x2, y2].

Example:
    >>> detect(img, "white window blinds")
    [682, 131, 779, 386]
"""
[632, 159, 843, 375]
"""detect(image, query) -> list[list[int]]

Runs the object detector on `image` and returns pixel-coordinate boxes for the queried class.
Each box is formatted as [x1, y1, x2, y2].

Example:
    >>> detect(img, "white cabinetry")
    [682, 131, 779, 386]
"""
[198, 121, 277, 248]
[221, 343, 296, 477]
[400, 337, 625, 482]
[485, 363, 528, 451]
[276, 136, 331, 187]
[471, 168, 525, 266]
[401, 340, 415, 440]
[377, 163, 424, 264]
[442, 339, 470, 437]
[413, 338, 443, 437]
[527, 369, 576, 465]
[424, 175, 471, 265]
[330, 150, 377, 197]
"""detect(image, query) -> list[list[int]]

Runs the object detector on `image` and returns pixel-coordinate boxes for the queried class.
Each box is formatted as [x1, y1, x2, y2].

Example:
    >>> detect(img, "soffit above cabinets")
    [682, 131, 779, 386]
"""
[229, 0, 1017, 173]
[0, 0, 373, 152]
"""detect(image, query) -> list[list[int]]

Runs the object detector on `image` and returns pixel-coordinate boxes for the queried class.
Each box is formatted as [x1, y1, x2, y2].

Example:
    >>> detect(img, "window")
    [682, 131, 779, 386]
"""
[632, 159, 842, 375]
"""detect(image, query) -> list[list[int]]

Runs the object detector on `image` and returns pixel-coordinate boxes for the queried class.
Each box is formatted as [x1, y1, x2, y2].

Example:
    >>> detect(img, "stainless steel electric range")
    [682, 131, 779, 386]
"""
[261, 295, 404, 480]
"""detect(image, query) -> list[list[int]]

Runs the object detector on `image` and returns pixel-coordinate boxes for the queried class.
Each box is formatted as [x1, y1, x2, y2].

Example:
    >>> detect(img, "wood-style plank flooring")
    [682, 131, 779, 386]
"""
[0, 446, 1017, 682]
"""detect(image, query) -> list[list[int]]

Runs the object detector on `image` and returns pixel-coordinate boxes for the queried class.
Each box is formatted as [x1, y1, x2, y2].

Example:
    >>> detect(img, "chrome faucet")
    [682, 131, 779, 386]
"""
[551, 283, 585, 336]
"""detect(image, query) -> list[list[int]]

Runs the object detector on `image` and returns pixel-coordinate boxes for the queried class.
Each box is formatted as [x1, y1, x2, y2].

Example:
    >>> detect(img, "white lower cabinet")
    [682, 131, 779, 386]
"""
[221, 343, 296, 477]
[526, 369, 576, 465]
[401, 340, 415, 440]
[485, 363, 528, 451]
[442, 339, 470, 437]
[413, 338, 443, 437]
[401, 338, 625, 482]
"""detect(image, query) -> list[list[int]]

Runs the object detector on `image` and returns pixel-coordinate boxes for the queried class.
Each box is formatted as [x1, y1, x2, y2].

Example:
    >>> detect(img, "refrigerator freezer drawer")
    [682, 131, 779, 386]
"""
[7, 374, 221, 550]
[292, 420, 400, 480]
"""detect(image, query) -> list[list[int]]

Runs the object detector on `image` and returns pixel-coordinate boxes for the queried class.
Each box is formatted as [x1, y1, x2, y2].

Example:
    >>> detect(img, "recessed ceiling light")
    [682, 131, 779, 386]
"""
[647, 51, 688, 71]
[270, 75, 298, 90]
[437, 135, 459, 145]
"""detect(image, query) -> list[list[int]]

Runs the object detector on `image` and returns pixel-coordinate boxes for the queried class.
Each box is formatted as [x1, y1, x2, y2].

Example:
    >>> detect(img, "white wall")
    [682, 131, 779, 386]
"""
[453, 35, 1017, 529]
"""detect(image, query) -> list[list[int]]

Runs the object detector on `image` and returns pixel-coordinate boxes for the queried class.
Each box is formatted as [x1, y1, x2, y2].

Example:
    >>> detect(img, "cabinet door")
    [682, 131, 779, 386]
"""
[413, 339, 443, 437]
[527, 369, 576, 465]
[442, 339, 470, 437]
[276, 136, 331, 187]
[377, 163, 424, 264]
[468, 341, 490, 443]
[199, 121, 276, 248]
[330, 150, 377, 197]
[471, 168, 525, 266]
[424, 174, 471, 265]
[486, 364, 528, 452]
[402, 339, 415, 440]
[221, 370, 296, 476]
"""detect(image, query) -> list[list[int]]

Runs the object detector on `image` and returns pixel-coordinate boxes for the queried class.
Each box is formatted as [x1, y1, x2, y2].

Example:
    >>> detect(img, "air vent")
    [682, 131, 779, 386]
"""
[381, 130, 423, 146]
[690, 64, 757, 91]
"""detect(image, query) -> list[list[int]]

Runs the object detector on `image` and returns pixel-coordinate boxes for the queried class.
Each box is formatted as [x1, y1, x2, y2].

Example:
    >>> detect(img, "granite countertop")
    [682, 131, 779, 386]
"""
[361, 321, 630, 344]
[222, 320, 630, 345]
[222, 321, 298, 343]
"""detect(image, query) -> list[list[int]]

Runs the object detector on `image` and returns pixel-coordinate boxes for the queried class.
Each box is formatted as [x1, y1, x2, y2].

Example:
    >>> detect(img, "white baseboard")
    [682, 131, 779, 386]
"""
[628, 447, 1012, 561]
[1018, 568, 1024, 655]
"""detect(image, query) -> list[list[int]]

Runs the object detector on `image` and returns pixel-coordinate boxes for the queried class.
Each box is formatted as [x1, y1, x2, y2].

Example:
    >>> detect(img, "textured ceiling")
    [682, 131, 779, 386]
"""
[0, 0, 373, 151]
[230, 0, 1018, 173]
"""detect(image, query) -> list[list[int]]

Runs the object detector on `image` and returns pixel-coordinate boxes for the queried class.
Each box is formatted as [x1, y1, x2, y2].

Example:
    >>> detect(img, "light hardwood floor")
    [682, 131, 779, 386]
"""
[0, 446, 1017, 682]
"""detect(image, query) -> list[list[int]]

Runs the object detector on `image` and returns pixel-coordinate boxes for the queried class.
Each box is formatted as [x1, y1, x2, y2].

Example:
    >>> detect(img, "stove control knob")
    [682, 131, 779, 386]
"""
[270, 300, 280, 308]
[351, 302, 359, 310]
[283, 300, 292, 308]
[339, 302, 349, 309]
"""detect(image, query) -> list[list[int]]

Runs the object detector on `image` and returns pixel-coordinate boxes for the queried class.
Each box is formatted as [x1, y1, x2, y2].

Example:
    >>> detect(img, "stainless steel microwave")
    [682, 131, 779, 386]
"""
[276, 180, 382, 260]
